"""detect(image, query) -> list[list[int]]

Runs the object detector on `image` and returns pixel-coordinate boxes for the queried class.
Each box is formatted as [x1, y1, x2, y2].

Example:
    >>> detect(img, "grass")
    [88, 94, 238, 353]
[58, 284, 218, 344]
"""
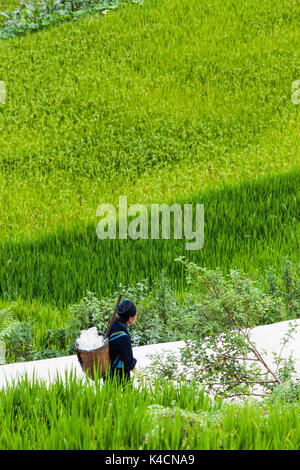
[0, 374, 299, 450]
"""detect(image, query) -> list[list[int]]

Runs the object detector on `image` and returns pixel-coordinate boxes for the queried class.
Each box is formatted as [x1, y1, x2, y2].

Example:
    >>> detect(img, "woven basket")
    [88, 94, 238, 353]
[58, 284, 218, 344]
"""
[75, 334, 110, 380]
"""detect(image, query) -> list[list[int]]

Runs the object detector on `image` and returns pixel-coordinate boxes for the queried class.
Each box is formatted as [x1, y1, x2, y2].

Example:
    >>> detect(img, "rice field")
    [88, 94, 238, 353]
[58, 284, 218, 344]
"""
[0, 0, 299, 450]
[0, 374, 299, 450]
[0, 169, 299, 307]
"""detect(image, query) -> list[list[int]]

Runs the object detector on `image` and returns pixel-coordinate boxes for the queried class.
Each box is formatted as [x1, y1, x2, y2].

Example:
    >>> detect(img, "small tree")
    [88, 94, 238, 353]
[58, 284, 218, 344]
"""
[166, 258, 299, 399]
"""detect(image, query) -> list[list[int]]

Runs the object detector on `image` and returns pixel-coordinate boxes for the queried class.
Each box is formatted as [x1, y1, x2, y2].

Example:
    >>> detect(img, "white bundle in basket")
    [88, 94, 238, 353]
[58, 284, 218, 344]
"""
[76, 327, 105, 351]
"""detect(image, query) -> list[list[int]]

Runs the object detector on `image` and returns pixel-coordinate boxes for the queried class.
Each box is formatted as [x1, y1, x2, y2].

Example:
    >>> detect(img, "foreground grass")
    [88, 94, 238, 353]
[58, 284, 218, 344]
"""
[0, 374, 299, 450]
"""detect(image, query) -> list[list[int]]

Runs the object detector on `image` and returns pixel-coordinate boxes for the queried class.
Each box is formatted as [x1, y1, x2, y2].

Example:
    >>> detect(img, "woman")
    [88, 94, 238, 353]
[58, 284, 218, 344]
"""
[104, 299, 137, 384]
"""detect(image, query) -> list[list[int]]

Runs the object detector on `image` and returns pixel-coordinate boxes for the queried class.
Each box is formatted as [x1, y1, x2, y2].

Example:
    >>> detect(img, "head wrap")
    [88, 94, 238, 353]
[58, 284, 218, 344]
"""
[117, 300, 137, 318]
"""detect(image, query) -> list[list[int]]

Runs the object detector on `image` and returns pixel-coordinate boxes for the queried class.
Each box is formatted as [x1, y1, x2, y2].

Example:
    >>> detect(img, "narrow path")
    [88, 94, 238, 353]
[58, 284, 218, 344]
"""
[0, 320, 299, 390]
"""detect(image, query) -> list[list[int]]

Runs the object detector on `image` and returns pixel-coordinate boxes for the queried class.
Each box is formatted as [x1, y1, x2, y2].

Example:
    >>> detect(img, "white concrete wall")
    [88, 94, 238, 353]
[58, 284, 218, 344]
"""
[0, 320, 299, 391]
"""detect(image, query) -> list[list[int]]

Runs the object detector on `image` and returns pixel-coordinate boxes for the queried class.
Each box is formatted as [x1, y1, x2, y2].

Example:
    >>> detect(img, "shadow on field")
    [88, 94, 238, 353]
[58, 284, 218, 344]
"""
[0, 169, 299, 306]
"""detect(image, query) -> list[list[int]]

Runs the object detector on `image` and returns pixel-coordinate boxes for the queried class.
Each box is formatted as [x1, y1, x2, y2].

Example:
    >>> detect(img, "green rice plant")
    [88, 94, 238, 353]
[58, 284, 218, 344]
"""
[0, 169, 298, 307]
[0, 253, 298, 363]
[0, 373, 299, 449]
[0, 0, 20, 14]
[0, 0, 142, 37]
[0, 306, 14, 340]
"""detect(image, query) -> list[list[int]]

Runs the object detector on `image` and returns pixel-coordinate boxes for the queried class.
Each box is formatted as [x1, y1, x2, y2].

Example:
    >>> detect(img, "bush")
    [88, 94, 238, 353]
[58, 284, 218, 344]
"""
[270, 380, 300, 404]
[0, 306, 14, 341]
[5, 320, 35, 362]
[259, 258, 300, 321]
[0, 0, 141, 38]
[3, 259, 299, 365]
[144, 258, 300, 400]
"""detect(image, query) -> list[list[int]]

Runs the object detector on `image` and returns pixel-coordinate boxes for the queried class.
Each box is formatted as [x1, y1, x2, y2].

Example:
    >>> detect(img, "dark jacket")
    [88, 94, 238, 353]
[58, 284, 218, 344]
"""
[105, 319, 137, 380]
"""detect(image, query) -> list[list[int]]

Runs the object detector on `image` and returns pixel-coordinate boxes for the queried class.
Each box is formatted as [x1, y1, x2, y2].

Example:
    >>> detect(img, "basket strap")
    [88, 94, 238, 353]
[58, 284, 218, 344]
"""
[109, 331, 127, 341]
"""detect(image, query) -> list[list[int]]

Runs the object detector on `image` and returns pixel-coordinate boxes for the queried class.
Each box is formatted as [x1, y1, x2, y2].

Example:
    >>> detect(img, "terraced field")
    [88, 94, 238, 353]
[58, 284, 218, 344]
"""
[0, 0, 300, 452]
[0, 0, 299, 322]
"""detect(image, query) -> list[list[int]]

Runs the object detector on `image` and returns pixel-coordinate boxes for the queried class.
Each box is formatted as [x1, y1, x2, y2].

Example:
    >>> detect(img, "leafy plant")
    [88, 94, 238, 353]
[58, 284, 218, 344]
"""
[260, 258, 300, 320]
[145, 258, 299, 400]
[0, 372, 300, 449]
[0, 0, 143, 38]
[5, 320, 70, 361]
[270, 380, 300, 404]
[0, 307, 14, 364]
